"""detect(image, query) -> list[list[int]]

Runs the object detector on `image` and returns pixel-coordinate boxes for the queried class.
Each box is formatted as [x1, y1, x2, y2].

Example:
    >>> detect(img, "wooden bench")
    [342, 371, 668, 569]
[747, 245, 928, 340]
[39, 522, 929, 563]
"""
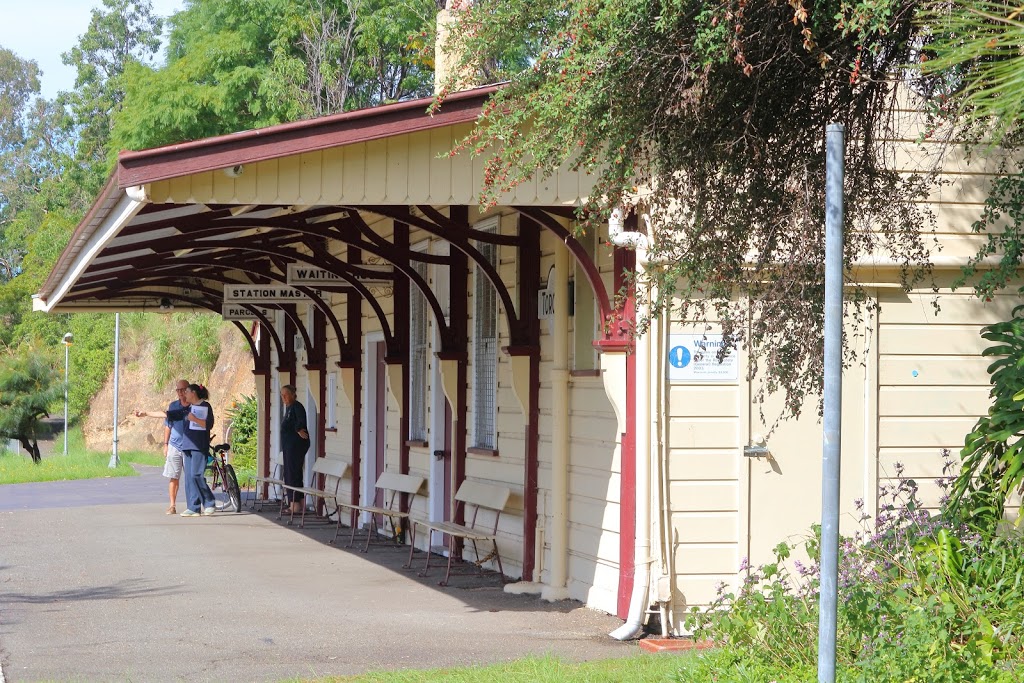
[279, 457, 349, 528]
[334, 471, 425, 552]
[249, 451, 285, 511]
[406, 480, 511, 586]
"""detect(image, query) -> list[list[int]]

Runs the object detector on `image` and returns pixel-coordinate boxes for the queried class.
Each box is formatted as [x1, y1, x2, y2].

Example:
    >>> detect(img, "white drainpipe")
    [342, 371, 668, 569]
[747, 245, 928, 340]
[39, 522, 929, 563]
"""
[609, 206, 655, 641]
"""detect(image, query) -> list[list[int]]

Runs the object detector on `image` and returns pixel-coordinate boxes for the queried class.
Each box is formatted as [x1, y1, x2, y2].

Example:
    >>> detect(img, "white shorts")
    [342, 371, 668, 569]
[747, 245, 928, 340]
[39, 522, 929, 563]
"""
[163, 444, 184, 479]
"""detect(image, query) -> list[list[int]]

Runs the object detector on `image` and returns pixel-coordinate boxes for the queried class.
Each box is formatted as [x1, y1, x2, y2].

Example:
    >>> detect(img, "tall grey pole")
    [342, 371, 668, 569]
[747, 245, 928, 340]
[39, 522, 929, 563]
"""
[64, 342, 69, 455]
[108, 313, 121, 468]
[818, 123, 845, 682]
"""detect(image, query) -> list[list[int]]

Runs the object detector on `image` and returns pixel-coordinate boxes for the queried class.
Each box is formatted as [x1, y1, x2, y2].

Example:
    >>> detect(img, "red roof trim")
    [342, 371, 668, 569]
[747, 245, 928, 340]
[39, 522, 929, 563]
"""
[117, 85, 500, 188]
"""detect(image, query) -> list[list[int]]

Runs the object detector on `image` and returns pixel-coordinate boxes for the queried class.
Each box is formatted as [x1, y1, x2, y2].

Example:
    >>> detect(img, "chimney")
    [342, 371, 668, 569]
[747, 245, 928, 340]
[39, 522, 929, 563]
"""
[434, 1, 473, 94]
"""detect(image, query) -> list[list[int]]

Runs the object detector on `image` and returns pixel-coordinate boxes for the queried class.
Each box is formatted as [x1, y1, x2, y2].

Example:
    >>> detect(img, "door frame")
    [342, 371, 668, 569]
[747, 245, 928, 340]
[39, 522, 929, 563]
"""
[361, 331, 386, 525]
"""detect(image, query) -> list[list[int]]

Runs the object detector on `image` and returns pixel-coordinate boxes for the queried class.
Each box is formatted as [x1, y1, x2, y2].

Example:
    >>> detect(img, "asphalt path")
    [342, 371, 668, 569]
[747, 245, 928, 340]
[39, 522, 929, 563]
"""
[0, 466, 633, 682]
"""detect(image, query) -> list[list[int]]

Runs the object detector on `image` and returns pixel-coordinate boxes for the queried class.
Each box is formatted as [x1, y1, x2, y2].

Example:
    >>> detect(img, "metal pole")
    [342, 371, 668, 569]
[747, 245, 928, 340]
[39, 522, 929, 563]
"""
[818, 123, 845, 683]
[109, 313, 121, 468]
[64, 342, 69, 455]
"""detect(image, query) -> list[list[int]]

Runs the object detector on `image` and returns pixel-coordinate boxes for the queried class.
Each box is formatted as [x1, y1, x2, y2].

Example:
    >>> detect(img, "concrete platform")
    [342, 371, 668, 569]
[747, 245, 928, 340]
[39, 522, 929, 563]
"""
[0, 466, 633, 682]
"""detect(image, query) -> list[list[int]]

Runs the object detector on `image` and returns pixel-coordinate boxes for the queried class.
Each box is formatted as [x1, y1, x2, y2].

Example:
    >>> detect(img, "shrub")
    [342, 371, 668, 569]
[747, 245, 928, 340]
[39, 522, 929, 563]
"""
[686, 457, 1024, 682]
[227, 394, 257, 478]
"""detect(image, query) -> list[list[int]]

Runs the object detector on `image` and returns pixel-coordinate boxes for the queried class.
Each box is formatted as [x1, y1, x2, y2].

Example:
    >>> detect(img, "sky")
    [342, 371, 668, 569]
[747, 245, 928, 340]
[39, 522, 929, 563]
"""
[0, 0, 187, 100]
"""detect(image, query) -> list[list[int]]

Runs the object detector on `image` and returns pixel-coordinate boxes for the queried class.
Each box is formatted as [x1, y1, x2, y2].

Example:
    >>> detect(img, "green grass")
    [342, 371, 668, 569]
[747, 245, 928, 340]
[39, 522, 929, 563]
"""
[295, 653, 691, 683]
[0, 427, 163, 484]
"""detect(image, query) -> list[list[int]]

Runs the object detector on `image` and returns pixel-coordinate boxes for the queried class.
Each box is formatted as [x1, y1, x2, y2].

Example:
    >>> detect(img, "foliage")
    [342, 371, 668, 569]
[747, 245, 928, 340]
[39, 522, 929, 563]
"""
[303, 653, 691, 683]
[113, 0, 437, 152]
[227, 393, 258, 477]
[0, 426, 157, 483]
[137, 312, 223, 387]
[919, 0, 1024, 148]
[948, 298, 1024, 522]
[59, 0, 164, 175]
[437, 0, 947, 415]
[686, 463, 1024, 682]
[0, 342, 63, 462]
[957, 169, 1024, 300]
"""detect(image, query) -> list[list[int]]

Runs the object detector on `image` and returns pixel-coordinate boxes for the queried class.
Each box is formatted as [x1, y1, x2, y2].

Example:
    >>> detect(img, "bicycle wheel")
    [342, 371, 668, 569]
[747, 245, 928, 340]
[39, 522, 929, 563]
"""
[223, 464, 242, 513]
[205, 461, 222, 493]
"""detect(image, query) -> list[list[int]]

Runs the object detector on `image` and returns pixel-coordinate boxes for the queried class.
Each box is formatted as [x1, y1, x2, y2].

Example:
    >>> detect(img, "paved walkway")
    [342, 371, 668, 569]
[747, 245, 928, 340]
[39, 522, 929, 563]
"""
[0, 467, 633, 682]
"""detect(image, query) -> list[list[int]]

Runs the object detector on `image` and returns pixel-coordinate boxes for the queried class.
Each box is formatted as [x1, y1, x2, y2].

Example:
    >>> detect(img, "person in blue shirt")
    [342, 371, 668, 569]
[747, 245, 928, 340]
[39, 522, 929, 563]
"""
[136, 379, 190, 515]
[141, 383, 217, 517]
[174, 384, 217, 517]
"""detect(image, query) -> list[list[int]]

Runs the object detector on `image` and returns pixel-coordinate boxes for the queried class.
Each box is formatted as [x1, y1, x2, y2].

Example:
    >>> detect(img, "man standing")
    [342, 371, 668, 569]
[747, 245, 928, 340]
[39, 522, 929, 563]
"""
[137, 379, 190, 514]
[280, 385, 311, 515]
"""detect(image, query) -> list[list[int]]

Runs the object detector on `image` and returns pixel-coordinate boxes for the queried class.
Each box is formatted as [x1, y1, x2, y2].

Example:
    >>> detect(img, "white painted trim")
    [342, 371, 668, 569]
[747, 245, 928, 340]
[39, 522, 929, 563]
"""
[429, 241, 451, 525]
[34, 192, 147, 312]
[362, 331, 386, 525]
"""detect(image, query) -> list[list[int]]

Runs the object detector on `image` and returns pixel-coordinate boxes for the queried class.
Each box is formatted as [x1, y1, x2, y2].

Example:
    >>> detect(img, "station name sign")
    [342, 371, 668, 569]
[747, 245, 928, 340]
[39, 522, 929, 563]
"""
[221, 304, 275, 321]
[223, 285, 323, 302]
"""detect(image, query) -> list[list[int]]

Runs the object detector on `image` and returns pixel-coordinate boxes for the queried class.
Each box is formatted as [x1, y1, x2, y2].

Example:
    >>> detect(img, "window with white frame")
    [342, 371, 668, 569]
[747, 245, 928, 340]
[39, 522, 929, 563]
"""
[573, 227, 598, 371]
[408, 257, 429, 441]
[327, 372, 338, 429]
[472, 220, 499, 450]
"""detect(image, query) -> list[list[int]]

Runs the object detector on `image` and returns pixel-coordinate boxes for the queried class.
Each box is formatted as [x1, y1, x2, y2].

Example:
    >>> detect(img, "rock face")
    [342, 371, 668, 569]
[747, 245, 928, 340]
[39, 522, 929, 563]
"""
[84, 324, 256, 453]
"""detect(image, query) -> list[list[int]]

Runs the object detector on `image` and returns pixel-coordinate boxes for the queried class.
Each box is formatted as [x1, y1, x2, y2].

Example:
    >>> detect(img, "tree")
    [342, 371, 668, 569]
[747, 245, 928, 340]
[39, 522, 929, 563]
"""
[920, 0, 1024, 147]
[437, 0, 944, 415]
[60, 0, 163, 187]
[0, 47, 43, 280]
[113, 0, 437, 151]
[0, 342, 63, 462]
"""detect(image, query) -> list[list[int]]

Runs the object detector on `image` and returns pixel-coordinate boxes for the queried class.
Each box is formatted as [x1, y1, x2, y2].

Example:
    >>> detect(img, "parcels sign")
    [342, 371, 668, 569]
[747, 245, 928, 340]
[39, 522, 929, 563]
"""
[221, 304, 275, 321]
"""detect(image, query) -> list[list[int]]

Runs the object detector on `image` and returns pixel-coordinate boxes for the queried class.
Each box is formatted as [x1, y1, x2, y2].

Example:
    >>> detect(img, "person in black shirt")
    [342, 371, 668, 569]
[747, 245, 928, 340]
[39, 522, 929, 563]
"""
[155, 384, 216, 517]
[280, 384, 311, 515]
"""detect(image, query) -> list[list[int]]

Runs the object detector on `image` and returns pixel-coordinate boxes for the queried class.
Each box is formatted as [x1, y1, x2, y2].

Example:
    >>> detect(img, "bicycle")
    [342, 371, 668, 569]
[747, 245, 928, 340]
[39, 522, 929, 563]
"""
[205, 441, 242, 513]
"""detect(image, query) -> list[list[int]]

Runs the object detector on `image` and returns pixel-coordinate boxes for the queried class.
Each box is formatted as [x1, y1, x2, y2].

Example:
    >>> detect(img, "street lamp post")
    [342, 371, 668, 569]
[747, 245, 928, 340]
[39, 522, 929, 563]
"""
[62, 332, 73, 454]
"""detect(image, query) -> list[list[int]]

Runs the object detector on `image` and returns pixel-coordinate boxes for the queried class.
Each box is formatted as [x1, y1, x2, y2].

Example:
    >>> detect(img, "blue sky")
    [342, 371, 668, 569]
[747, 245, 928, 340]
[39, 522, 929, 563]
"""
[0, 0, 186, 100]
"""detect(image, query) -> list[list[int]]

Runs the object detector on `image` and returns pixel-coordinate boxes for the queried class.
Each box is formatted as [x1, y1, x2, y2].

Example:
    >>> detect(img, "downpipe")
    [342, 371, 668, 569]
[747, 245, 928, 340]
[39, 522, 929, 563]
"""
[609, 207, 654, 641]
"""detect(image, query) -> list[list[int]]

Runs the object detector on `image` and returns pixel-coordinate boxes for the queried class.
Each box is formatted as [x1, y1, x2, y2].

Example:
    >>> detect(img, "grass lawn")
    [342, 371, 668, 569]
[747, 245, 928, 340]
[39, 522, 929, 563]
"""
[297, 653, 691, 683]
[0, 427, 163, 484]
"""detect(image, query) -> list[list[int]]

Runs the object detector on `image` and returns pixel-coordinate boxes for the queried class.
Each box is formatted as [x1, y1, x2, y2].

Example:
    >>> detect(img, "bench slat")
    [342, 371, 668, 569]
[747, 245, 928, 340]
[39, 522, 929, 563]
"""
[454, 481, 510, 511]
[418, 520, 496, 540]
[374, 472, 424, 496]
[311, 458, 348, 479]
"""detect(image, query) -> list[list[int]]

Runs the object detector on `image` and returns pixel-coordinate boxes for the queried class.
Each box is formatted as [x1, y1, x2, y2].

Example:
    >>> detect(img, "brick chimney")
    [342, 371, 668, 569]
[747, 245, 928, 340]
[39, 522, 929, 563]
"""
[434, 0, 473, 94]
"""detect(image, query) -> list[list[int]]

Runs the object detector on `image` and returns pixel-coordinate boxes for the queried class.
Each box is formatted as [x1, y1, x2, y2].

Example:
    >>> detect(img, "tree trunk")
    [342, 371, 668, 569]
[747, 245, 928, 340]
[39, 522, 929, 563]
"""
[19, 435, 41, 463]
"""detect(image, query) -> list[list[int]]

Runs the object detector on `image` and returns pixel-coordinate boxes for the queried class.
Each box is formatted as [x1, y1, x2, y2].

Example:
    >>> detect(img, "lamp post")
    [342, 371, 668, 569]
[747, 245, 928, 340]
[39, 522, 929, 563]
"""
[62, 332, 73, 454]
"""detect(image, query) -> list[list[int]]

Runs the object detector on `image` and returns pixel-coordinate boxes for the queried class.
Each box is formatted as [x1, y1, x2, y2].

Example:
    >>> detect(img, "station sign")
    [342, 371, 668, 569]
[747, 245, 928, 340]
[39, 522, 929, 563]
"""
[667, 334, 739, 382]
[286, 264, 345, 286]
[223, 285, 323, 302]
[221, 304, 275, 321]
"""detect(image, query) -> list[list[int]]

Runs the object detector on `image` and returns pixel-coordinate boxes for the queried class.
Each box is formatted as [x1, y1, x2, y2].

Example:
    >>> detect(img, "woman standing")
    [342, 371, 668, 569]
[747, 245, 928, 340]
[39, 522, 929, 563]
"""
[175, 384, 216, 517]
[280, 384, 311, 515]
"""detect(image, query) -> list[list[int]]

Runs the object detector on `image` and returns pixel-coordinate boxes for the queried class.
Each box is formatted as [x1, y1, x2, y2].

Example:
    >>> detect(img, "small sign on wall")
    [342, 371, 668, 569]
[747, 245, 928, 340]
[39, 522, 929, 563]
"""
[667, 334, 739, 382]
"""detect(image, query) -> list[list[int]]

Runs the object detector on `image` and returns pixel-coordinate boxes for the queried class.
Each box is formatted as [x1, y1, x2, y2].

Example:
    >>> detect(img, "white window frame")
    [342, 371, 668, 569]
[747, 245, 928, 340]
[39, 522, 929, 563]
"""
[326, 372, 338, 429]
[471, 218, 500, 450]
[408, 242, 430, 441]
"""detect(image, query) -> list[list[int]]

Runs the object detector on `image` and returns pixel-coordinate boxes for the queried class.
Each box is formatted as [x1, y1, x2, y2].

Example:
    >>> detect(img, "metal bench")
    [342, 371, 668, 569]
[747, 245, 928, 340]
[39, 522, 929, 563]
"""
[250, 450, 284, 511]
[279, 457, 349, 528]
[406, 480, 510, 586]
[334, 471, 425, 551]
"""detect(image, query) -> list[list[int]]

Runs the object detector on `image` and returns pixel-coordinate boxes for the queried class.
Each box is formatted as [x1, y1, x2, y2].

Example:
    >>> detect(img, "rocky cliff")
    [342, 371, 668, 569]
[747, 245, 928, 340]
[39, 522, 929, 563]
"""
[84, 324, 256, 452]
